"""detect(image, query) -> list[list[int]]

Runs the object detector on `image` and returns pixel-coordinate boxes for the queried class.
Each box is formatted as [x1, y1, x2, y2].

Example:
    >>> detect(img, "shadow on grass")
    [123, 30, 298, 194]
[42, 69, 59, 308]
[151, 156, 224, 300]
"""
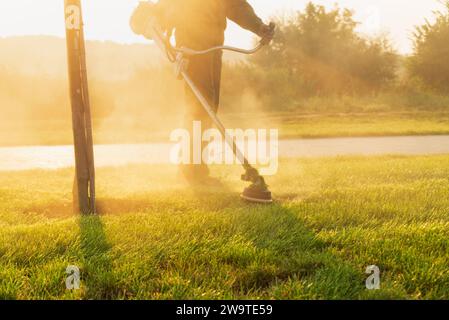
[183, 181, 362, 298]
[219, 201, 367, 299]
[79, 215, 123, 299]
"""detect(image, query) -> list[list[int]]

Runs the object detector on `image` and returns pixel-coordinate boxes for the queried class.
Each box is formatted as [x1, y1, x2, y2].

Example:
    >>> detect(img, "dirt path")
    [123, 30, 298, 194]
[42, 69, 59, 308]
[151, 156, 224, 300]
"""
[1, 135, 449, 171]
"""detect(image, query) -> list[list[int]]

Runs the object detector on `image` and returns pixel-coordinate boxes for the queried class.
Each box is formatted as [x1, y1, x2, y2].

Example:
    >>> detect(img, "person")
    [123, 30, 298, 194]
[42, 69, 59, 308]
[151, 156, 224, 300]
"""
[131, 0, 274, 185]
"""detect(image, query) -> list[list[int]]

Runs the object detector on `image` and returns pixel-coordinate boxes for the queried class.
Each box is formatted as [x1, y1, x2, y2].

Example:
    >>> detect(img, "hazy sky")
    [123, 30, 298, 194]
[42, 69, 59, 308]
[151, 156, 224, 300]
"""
[0, 0, 445, 53]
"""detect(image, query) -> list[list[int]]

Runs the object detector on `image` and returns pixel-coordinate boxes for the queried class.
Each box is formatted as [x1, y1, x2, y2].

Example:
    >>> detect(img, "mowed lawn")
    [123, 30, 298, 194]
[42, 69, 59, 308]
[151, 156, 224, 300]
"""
[0, 156, 448, 300]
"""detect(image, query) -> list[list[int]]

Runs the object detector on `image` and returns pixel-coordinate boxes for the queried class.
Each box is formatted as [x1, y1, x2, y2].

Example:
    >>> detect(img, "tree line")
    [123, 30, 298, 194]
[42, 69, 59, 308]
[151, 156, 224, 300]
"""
[221, 1, 449, 110]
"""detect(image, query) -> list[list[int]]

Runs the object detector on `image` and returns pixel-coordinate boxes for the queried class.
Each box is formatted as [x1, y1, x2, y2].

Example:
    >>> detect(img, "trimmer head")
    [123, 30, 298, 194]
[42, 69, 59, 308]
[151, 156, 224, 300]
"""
[240, 168, 273, 204]
[241, 185, 273, 204]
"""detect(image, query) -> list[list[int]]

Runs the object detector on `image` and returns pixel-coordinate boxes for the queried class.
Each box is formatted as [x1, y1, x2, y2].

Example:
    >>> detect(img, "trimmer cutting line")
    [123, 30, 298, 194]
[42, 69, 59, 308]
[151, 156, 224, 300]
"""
[135, 12, 275, 204]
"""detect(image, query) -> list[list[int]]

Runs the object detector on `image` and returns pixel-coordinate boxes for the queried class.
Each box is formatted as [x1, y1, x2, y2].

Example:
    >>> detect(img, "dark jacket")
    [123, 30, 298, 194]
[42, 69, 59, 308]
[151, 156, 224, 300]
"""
[157, 0, 264, 48]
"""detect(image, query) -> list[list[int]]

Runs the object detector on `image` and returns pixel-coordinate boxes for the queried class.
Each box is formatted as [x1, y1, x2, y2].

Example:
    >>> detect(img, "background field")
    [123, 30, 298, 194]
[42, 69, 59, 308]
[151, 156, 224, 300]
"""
[2, 32, 449, 147]
[1, 155, 448, 299]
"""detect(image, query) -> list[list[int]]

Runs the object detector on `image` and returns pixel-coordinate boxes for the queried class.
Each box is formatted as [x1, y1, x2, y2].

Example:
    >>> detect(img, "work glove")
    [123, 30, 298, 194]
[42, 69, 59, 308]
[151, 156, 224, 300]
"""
[258, 22, 276, 45]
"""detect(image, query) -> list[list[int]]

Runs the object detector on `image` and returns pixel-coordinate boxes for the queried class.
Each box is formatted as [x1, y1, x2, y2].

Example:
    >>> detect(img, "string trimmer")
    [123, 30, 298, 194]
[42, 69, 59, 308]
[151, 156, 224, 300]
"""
[131, 3, 275, 204]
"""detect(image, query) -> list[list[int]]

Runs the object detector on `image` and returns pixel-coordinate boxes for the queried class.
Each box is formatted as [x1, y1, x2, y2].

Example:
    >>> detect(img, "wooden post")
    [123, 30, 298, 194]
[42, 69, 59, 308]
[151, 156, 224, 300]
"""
[64, 0, 96, 214]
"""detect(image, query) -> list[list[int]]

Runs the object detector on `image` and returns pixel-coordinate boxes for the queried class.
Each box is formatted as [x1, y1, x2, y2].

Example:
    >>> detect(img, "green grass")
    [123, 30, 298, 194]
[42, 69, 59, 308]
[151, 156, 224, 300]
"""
[2, 112, 449, 146]
[278, 112, 449, 139]
[0, 156, 448, 299]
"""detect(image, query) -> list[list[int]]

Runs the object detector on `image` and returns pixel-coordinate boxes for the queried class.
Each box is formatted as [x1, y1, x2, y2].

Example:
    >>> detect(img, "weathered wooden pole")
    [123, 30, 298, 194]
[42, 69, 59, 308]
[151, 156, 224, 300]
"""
[64, 0, 96, 214]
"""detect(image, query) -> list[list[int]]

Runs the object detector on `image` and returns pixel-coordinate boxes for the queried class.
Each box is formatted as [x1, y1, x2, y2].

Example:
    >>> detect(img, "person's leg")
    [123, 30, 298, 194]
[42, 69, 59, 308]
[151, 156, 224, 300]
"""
[180, 51, 222, 182]
[211, 50, 223, 113]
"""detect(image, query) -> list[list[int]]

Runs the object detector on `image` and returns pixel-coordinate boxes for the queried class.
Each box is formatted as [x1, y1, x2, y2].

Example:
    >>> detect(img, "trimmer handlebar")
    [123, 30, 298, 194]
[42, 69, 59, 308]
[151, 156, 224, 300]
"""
[174, 22, 275, 56]
[174, 42, 264, 56]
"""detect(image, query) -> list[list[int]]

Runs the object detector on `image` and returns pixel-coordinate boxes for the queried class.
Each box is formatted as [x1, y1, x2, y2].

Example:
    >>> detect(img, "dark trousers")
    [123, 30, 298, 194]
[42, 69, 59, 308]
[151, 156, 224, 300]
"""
[182, 50, 223, 173]
[184, 50, 223, 128]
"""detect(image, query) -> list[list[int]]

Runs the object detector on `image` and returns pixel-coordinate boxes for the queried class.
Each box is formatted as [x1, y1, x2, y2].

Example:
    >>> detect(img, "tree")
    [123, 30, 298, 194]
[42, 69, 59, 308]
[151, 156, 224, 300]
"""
[249, 2, 398, 97]
[409, 1, 449, 93]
